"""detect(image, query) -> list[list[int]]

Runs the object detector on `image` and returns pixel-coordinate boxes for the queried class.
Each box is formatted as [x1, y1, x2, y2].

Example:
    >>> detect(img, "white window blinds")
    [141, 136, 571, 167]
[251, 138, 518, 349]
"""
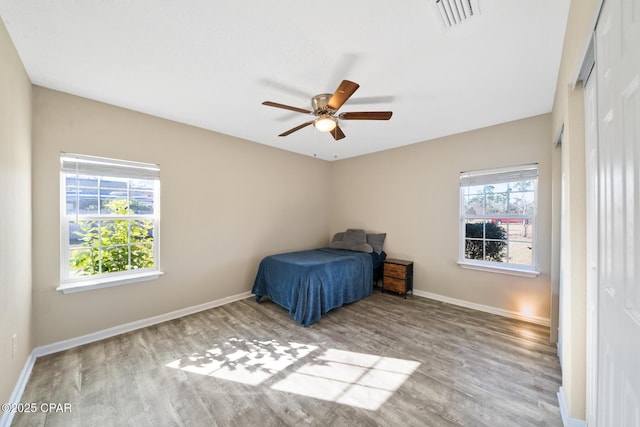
[60, 153, 160, 180]
[460, 164, 538, 187]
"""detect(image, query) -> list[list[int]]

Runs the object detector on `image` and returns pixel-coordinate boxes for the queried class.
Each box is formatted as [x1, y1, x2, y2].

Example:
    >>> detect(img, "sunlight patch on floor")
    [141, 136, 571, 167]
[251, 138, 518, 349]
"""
[271, 348, 420, 410]
[165, 338, 317, 386]
[166, 340, 419, 410]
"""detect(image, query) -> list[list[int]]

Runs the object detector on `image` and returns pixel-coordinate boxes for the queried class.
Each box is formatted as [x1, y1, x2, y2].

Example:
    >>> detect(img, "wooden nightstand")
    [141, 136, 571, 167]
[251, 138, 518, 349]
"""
[382, 259, 413, 299]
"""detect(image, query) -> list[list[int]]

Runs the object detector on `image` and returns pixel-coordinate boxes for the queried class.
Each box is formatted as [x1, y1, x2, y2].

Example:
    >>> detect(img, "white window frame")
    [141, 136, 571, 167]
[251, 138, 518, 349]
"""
[57, 153, 162, 293]
[458, 164, 540, 278]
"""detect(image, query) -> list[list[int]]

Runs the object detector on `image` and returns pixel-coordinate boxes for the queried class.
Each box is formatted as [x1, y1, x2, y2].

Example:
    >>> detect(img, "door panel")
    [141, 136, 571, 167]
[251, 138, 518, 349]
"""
[595, 0, 640, 425]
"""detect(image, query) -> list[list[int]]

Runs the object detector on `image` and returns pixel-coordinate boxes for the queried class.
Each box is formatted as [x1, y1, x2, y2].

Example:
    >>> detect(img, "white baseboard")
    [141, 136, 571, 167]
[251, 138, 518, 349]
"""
[0, 353, 37, 427]
[33, 291, 252, 357]
[0, 290, 252, 427]
[557, 387, 587, 427]
[412, 289, 550, 327]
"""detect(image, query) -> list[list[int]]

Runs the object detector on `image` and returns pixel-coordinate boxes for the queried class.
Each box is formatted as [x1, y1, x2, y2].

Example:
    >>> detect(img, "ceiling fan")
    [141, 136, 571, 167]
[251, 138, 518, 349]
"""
[262, 80, 393, 141]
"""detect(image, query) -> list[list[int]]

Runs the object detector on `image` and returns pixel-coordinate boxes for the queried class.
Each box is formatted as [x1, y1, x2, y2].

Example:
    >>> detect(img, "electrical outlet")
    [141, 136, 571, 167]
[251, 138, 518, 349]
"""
[12, 333, 17, 358]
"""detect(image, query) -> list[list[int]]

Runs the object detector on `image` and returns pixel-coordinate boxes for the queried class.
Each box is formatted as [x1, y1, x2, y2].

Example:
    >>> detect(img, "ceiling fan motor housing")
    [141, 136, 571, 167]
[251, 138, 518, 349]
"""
[312, 94, 334, 116]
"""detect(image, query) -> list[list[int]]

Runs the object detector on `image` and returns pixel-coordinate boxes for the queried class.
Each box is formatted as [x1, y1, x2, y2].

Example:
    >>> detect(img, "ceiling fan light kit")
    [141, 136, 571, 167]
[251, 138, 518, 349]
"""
[262, 80, 393, 141]
[314, 115, 337, 132]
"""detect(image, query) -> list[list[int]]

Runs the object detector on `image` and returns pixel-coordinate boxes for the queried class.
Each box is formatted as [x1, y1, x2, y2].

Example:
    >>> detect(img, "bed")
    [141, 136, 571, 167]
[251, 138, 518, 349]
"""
[252, 230, 387, 327]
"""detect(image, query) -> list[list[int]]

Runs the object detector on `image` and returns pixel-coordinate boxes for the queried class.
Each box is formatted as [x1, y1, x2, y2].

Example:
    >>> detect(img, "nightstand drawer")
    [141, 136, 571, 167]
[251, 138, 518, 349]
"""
[383, 276, 406, 293]
[382, 258, 413, 299]
[384, 263, 407, 278]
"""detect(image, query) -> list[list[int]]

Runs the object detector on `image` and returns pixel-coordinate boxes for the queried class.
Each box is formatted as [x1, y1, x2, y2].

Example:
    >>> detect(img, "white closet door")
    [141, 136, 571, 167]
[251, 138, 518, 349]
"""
[584, 63, 599, 426]
[595, 0, 640, 425]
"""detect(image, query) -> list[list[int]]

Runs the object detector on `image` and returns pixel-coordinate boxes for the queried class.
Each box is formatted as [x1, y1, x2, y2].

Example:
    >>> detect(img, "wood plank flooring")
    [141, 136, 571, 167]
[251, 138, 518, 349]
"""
[12, 293, 562, 426]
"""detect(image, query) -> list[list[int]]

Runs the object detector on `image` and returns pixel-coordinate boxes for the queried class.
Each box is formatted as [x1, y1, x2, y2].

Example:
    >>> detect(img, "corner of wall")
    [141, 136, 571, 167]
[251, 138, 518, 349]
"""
[0, 17, 34, 406]
[549, 0, 601, 422]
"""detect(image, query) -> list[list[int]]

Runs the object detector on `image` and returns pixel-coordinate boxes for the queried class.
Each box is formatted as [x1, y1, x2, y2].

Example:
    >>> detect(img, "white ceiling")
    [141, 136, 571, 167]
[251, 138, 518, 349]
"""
[1, 0, 570, 161]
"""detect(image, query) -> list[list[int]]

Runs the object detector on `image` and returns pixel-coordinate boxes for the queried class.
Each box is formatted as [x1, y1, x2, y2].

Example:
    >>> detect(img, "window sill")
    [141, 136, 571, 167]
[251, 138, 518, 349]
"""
[457, 261, 539, 278]
[57, 271, 164, 294]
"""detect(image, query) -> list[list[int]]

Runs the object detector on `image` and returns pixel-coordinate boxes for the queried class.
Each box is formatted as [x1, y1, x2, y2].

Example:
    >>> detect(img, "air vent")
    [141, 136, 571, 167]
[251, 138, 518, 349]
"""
[435, 0, 479, 28]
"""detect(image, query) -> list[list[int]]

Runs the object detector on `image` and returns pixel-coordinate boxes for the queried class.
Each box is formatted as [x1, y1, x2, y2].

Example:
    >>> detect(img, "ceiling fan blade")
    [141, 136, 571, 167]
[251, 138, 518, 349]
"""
[331, 125, 346, 141]
[339, 111, 393, 120]
[327, 80, 360, 111]
[262, 101, 312, 115]
[278, 121, 314, 137]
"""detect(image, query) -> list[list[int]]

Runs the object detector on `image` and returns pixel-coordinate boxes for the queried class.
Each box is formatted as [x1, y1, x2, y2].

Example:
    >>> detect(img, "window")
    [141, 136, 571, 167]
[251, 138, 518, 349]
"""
[459, 164, 538, 277]
[58, 153, 161, 293]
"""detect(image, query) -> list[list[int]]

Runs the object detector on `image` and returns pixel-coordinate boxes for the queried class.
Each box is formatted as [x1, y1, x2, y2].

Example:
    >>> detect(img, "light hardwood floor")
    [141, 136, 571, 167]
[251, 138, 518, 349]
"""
[12, 292, 562, 426]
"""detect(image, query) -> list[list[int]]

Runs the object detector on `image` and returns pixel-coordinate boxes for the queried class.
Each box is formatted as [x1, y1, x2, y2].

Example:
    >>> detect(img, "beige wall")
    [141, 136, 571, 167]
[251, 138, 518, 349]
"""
[330, 114, 553, 322]
[550, 0, 601, 421]
[31, 87, 332, 346]
[0, 19, 33, 404]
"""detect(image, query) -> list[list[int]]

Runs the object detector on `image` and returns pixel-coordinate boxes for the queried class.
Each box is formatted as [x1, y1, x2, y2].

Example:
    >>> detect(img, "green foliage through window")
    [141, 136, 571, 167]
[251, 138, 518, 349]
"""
[70, 199, 154, 276]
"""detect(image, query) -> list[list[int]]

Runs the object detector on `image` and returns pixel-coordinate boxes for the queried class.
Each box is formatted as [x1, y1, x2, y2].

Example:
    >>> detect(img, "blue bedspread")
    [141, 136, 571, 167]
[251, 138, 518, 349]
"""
[251, 248, 373, 327]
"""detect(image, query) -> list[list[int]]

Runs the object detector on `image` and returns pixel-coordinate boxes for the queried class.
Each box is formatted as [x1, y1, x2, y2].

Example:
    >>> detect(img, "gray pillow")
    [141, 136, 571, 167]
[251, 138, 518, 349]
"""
[330, 229, 374, 253]
[343, 229, 373, 253]
[367, 233, 386, 254]
[329, 232, 345, 248]
[349, 242, 374, 253]
[331, 232, 345, 243]
[343, 229, 366, 246]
